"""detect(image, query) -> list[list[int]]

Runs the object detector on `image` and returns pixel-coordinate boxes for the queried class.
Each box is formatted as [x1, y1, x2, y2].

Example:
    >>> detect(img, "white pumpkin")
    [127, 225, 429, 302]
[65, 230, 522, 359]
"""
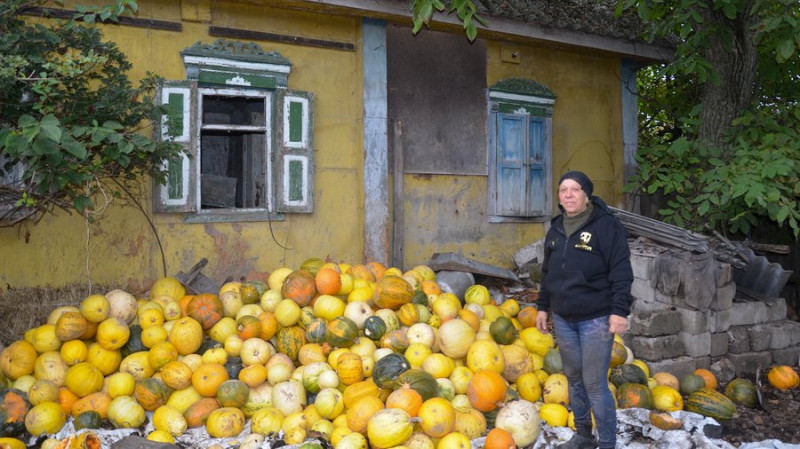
[495, 399, 541, 446]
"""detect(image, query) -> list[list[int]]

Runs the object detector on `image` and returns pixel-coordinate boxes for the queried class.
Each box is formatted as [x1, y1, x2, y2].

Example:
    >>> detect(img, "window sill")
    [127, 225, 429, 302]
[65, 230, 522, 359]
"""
[180, 210, 285, 224]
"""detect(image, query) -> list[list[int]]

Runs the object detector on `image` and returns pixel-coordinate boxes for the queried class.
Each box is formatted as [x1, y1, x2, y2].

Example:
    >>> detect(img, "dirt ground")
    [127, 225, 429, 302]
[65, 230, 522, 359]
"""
[719, 370, 800, 446]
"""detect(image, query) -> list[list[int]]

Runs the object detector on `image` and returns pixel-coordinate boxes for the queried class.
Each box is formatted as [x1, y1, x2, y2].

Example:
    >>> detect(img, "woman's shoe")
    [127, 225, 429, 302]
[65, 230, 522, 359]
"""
[556, 433, 598, 449]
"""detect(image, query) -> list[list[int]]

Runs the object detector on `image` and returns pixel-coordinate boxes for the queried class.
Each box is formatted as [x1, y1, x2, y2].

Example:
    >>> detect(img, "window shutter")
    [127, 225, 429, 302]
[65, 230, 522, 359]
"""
[495, 113, 526, 215]
[275, 89, 314, 213]
[526, 117, 547, 215]
[153, 80, 198, 213]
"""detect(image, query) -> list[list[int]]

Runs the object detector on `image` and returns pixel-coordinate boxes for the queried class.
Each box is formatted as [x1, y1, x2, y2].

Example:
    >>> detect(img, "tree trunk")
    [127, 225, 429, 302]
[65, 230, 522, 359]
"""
[698, 1, 760, 149]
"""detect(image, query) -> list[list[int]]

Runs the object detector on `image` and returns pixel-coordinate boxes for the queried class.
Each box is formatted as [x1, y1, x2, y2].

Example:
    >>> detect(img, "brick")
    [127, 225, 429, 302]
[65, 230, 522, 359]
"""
[678, 308, 708, 335]
[727, 326, 750, 354]
[694, 356, 711, 370]
[710, 332, 728, 357]
[716, 263, 732, 287]
[631, 278, 655, 303]
[630, 253, 653, 281]
[654, 289, 688, 310]
[644, 356, 698, 381]
[630, 297, 671, 314]
[630, 309, 683, 337]
[727, 352, 773, 378]
[712, 283, 735, 311]
[680, 331, 711, 358]
[729, 300, 769, 326]
[630, 334, 685, 361]
[746, 324, 771, 352]
[767, 320, 800, 349]
[709, 308, 730, 333]
[767, 298, 788, 322]
[772, 347, 800, 366]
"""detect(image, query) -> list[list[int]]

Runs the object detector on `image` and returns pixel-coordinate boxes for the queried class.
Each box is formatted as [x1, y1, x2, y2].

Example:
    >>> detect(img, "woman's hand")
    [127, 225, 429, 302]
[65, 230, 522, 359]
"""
[536, 310, 549, 334]
[609, 314, 628, 335]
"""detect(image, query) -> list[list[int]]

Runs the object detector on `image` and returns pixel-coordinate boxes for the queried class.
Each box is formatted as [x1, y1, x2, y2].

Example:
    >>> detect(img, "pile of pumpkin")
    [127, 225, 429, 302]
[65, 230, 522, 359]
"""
[0, 259, 799, 449]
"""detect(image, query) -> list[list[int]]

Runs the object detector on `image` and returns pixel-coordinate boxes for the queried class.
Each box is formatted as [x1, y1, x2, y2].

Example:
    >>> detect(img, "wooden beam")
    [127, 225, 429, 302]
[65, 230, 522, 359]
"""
[209, 26, 355, 51]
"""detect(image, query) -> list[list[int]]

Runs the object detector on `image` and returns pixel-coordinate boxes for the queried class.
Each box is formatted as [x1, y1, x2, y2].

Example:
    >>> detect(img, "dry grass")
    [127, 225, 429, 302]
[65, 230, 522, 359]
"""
[0, 284, 123, 346]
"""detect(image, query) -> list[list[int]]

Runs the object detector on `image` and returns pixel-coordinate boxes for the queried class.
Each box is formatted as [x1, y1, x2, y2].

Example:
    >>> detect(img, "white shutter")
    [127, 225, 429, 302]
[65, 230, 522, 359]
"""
[275, 89, 314, 213]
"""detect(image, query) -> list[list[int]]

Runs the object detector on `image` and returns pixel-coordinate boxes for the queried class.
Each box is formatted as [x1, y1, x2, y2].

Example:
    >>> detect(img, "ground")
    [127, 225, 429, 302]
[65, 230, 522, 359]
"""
[720, 371, 800, 446]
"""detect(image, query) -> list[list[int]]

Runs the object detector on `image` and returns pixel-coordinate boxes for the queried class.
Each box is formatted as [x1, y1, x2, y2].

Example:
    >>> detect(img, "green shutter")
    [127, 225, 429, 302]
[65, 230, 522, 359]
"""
[153, 80, 198, 213]
[275, 89, 314, 213]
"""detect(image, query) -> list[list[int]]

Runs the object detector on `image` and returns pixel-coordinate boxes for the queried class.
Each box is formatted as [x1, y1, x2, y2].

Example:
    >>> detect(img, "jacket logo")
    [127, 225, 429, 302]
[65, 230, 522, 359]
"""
[576, 231, 593, 251]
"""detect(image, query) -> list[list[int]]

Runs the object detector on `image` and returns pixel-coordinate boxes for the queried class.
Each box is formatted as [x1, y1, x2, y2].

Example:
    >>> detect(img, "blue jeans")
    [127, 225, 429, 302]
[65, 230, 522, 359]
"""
[553, 314, 617, 449]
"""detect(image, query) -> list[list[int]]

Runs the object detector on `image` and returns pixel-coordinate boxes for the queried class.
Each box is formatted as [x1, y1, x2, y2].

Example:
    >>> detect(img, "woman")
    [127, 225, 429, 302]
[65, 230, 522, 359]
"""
[535, 171, 633, 449]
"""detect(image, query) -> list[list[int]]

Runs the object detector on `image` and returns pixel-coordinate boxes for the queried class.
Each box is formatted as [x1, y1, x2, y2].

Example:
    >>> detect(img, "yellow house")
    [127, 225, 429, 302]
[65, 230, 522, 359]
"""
[0, 0, 669, 292]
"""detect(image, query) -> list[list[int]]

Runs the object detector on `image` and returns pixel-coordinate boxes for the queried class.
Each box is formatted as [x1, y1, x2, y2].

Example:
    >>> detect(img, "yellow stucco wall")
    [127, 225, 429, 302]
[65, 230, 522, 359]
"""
[400, 42, 626, 268]
[0, 2, 628, 291]
[0, 1, 364, 292]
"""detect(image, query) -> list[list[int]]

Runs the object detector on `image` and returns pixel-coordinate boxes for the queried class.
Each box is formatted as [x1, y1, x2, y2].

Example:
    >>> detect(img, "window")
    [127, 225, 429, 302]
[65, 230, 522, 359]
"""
[487, 78, 555, 221]
[154, 39, 313, 217]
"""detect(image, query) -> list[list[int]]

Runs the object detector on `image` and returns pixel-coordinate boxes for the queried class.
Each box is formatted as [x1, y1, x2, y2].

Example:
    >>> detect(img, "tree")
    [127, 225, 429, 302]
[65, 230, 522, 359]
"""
[409, 0, 800, 239]
[621, 0, 800, 240]
[0, 0, 180, 227]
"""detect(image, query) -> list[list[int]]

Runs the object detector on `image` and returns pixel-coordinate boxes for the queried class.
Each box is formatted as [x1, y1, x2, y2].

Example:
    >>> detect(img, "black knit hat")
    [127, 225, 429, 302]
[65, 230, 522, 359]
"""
[559, 170, 594, 197]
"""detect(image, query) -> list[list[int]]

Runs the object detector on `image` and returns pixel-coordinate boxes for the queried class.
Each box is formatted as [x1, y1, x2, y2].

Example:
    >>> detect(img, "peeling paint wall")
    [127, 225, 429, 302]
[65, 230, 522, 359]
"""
[0, 0, 365, 292]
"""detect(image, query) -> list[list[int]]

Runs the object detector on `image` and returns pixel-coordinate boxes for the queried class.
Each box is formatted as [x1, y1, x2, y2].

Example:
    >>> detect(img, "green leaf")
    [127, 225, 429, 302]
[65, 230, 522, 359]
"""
[40, 115, 62, 142]
[721, 3, 737, 20]
[62, 137, 87, 159]
[777, 39, 794, 61]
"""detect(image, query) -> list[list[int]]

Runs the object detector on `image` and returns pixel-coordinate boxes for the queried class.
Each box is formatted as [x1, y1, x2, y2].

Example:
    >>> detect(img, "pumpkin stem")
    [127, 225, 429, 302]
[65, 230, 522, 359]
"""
[409, 417, 422, 424]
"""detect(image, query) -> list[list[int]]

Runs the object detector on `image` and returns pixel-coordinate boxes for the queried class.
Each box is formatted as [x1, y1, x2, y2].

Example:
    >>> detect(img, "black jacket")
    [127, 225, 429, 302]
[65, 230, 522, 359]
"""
[537, 197, 634, 322]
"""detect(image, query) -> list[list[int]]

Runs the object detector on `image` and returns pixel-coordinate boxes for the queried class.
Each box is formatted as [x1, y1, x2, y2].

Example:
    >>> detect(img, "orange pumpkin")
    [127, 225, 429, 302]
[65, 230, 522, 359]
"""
[257, 312, 278, 341]
[336, 352, 365, 386]
[348, 264, 376, 282]
[236, 315, 262, 340]
[767, 365, 800, 391]
[192, 363, 230, 398]
[374, 275, 415, 310]
[485, 427, 517, 449]
[186, 293, 224, 331]
[183, 397, 221, 428]
[54, 311, 89, 342]
[516, 307, 538, 329]
[57, 387, 80, 416]
[281, 270, 317, 307]
[0, 388, 31, 437]
[345, 395, 384, 434]
[343, 379, 381, 409]
[466, 370, 507, 412]
[70, 392, 112, 419]
[385, 385, 423, 417]
[315, 268, 343, 296]
[693, 369, 718, 390]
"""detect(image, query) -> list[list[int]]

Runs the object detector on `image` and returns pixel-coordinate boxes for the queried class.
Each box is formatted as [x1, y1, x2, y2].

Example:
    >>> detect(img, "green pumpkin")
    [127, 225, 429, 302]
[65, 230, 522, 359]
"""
[725, 378, 758, 408]
[121, 324, 145, 357]
[482, 407, 499, 428]
[0, 388, 32, 437]
[326, 316, 358, 348]
[609, 363, 648, 387]
[680, 373, 707, 395]
[73, 411, 102, 430]
[363, 316, 387, 341]
[489, 316, 518, 345]
[224, 356, 244, 379]
[543, 348, 563, 375]
[411, 289, 429, 306]
[395, 369, 438, 401]
[305, 318, 328, 344]
[686, 387, 737, 421]
[276, 326, 306, 361]
[616, 382, 654, 409]
[372, 353, 411, 389]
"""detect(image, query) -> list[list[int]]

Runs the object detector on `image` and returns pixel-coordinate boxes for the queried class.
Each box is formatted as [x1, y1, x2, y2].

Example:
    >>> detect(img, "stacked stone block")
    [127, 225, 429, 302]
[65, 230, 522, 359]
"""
[624, 242, 800, 380]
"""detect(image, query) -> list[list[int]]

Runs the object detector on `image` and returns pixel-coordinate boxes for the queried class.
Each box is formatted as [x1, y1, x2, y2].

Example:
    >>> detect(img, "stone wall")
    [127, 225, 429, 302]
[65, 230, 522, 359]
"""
[624, 241, 800, 380]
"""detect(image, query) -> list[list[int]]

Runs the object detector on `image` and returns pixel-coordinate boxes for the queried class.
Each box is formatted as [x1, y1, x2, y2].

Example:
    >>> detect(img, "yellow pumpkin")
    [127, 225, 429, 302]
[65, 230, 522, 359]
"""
[33, 351, 68, 387]
[767, 365, 800, 391]
[65, 362, 104, 397]
[539, 402, 570, 427]
[107, 395, 146, 428]
[119, 351, 155, 380]
[95, 317, 130, 351]
[105, 289, 138, 324]
[466, 340, 505, 374]
[0, 340, 38, 380]
[80, 294, 111, 323]
[542, 373, 569, 405]
[206, 407, 246, 438]
[437, 319, 475, 359]
[519, 327, 555, 357]
[153, 405, 188, 437]
[59, 339, 88, 366]
[106, 372, 136, 398]
[336, 352, 365, 386]
[437, 431, 472, 449]
[28, 379, 60, 406]
[418, 397, 455, 438]
[453, 406, 487, 440]
[30, 324, 61, 353]
[168, 317, 204, 355]
[516, 372, 543, 403]
[367, 408, 414, 448]
[86, 342, 122, 375]
[150, 276, 186, 302]
[651, 385, 684, 412]
[24, 402, 66, 437]
[314, 294, 347, 322]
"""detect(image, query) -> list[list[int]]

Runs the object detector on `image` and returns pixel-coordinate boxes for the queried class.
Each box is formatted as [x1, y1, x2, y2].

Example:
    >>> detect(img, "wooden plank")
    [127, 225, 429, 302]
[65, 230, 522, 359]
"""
[427, 252, 520, 282]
